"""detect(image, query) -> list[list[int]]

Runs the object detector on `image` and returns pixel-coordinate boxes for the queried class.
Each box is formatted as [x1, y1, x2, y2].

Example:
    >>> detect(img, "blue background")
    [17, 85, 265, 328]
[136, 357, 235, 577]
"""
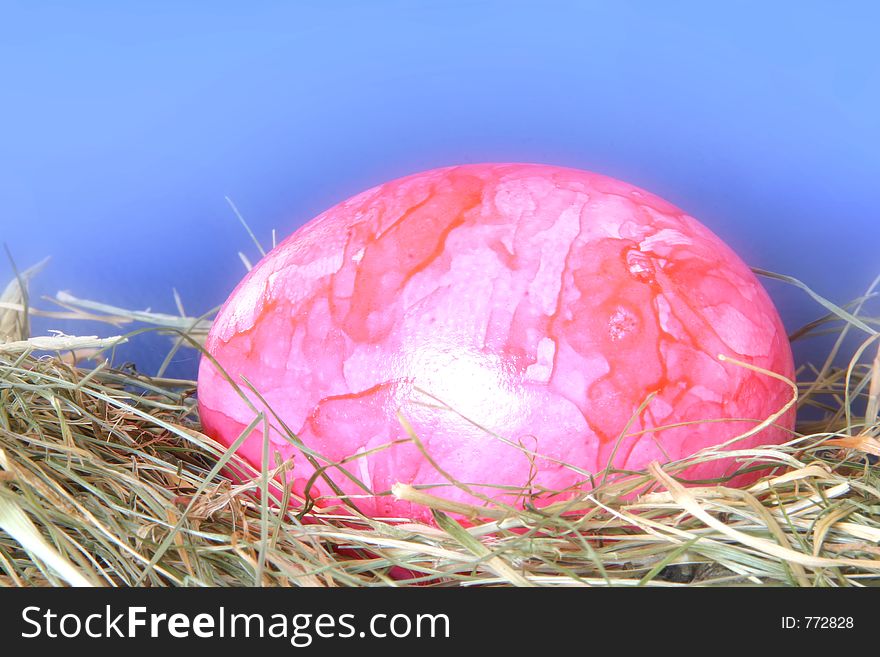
[1, 1, 878, 378]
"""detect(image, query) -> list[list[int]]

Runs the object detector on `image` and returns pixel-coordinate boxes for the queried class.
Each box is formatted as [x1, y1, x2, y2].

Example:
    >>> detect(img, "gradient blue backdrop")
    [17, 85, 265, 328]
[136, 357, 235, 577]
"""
[2, 1, 878, 378]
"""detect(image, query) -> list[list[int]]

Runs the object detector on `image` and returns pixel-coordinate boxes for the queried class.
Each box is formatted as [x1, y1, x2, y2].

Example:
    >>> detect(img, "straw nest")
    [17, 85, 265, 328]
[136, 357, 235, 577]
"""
[0, 255, 878, 587]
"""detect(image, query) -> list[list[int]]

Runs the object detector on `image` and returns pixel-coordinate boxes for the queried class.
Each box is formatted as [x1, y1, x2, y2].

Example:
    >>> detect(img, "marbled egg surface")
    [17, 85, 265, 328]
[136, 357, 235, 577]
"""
[198, 163, 795, 520]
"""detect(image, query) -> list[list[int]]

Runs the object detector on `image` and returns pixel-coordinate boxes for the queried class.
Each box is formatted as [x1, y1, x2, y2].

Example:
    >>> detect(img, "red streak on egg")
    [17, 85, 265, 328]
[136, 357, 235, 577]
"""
[198, 164, 795, 521]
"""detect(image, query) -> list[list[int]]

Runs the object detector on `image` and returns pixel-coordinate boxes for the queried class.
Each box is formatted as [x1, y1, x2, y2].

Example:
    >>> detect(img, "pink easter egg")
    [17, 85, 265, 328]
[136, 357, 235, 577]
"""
[197, 163, 795, 521]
